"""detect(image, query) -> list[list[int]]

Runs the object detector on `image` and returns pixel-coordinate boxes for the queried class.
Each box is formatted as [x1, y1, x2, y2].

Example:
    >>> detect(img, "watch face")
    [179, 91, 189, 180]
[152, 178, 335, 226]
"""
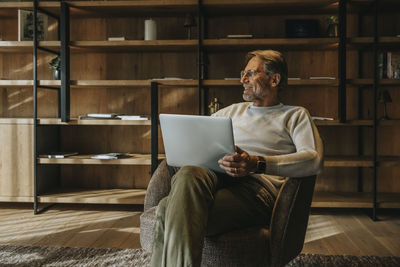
[257, 157, 266, 173]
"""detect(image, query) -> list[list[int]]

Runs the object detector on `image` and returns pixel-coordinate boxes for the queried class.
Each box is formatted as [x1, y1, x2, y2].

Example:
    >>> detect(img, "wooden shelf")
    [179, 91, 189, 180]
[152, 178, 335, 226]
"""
[68, 0, 197, 16]
[0, 118, 33, 124]
[38, 188, 146, 204]
[203, 38, 338, 50]
[0, 196, 33, 202]
[203, 79, 338, 87]
[202, 0, 338, 15]
[0, 41, 60, 53]
[348, 36, 400, 47]
[314, 120, 373, 126]
[37, 118, 151, 125]
[324, 156, 373, 167]
[348, 78, 400, 86]
[38, 153, 165, 165]
[312, 192, 400, 208]
[70, 40, 197, 52]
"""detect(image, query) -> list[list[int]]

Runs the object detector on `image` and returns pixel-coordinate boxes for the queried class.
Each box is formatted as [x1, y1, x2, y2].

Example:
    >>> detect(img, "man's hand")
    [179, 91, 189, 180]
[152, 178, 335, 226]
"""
[218, 146, 258, 177]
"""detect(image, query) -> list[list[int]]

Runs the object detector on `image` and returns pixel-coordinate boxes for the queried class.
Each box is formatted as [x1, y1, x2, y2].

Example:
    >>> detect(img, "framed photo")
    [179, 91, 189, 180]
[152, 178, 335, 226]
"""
[18, 9, 48, 41]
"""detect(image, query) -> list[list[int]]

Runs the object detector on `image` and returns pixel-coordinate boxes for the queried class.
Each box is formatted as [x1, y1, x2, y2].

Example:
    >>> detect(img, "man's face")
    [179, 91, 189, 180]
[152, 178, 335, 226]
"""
[240, 56, 269, 102]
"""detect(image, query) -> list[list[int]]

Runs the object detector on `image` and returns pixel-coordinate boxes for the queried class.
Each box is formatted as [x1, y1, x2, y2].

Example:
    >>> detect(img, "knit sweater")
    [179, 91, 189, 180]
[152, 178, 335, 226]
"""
[212, 102, 324, 196]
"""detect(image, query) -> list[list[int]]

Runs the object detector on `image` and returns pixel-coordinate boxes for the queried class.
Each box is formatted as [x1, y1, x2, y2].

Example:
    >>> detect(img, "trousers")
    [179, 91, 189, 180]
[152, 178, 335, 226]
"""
[150, 166, 275, 267]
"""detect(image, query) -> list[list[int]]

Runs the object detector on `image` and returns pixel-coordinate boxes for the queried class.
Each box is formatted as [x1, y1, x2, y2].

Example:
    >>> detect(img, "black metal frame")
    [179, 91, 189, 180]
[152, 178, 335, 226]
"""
[197, 0, 204, 115]
[33, 0, 60, 214]
[151, 82, 159, 175]
[338, 0, 347, 123]
[371, 0, 380, 221]
[60, 1, 70, 122]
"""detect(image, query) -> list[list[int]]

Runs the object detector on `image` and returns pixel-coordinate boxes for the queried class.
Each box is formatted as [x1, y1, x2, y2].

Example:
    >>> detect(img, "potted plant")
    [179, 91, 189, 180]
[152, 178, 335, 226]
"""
[326, 16, 339, 37]
[49, 55, 61, 80]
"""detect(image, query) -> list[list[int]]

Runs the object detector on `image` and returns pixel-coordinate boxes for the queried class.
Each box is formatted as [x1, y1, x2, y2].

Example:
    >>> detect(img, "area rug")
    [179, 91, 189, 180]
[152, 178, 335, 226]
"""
[0, 244, 400, 266]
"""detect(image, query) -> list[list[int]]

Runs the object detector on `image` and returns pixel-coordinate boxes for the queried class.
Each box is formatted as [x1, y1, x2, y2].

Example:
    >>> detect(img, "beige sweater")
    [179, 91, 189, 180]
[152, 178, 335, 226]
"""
[213, 102, 324, 196]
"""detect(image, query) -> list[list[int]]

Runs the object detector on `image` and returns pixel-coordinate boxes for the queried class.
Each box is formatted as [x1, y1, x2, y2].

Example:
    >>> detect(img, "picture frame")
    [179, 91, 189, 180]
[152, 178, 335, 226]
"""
[18, 9, 47, 41]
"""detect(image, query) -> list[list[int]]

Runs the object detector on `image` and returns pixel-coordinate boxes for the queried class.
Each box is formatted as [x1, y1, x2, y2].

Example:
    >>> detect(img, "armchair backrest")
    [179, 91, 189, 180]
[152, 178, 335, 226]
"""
[269, 176, 316, 267]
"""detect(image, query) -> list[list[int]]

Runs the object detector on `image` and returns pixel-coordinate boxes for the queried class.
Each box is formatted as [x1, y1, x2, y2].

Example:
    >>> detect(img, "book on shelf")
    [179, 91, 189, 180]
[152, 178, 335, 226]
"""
[378, 51, 400, 79]
[91, 153, 131, 160]
[312, 116, 334, 121]
[226, 34, 253, 39]
[108, 37, 126, 41]
[309, 77, 336, 80]
[40, 152, 78, 159]
[117, 115, 148, 121]
[387, 51, 400, 79]
[80, 114, 149, 121]
[86, 113, 119, 119]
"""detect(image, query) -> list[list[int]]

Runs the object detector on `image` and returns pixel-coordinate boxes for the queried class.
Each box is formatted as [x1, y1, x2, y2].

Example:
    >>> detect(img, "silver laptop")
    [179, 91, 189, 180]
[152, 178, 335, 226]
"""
[159, 114, 235, 173]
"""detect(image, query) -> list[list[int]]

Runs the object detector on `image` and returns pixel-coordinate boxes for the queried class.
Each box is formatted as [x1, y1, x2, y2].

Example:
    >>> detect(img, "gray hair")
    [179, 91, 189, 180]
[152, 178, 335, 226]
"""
[246, 50, 288, 91]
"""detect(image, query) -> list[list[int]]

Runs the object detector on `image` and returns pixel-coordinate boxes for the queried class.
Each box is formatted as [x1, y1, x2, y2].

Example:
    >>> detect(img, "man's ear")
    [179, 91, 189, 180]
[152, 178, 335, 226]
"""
[271, 73, 281, 88]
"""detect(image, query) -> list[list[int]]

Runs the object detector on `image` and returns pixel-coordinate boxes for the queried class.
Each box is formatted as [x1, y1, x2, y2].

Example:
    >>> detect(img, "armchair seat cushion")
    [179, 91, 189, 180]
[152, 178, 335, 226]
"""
[140, 207, 270, 267]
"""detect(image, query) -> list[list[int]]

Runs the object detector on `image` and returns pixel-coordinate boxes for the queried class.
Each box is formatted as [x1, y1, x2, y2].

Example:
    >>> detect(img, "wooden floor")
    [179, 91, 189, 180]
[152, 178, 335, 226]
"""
[0, 203, 399, 256]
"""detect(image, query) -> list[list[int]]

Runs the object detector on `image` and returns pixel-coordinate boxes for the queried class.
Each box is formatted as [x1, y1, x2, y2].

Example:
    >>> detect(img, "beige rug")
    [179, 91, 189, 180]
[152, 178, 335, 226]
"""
[0, 244, 399, 266]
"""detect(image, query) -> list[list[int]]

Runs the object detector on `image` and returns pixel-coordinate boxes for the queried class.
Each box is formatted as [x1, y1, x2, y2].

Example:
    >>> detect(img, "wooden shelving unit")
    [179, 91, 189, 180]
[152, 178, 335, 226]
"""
[38, 188, 147, 204]
[0, 0, 399, 215]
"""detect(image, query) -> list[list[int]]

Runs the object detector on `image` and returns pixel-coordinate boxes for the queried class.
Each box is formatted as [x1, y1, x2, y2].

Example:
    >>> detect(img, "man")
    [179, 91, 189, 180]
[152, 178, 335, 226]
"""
[151, 50, 323, 267]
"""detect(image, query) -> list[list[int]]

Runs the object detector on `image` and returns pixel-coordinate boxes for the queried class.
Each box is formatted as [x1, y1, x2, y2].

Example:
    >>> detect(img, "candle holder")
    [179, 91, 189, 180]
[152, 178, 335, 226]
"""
[184, 14, 196, 40]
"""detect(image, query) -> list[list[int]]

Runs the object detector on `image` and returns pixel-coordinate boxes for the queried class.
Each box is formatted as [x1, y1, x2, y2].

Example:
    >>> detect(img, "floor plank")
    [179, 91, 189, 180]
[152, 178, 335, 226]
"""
[0, 203, 399, 256]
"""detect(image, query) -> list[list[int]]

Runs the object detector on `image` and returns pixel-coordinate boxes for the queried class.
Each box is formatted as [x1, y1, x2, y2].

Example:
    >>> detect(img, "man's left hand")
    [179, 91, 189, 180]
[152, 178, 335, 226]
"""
[218, 146, 258, 177]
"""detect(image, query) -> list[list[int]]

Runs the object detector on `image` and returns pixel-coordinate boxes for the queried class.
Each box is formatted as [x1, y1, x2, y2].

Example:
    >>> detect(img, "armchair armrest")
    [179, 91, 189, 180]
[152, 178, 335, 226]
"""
[269, 175, 316, 267]
[144, 160, 179, 211]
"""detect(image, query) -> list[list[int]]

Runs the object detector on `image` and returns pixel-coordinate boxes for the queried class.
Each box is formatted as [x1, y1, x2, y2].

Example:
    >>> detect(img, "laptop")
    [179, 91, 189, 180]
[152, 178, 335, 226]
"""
[159, 114, 235, 173]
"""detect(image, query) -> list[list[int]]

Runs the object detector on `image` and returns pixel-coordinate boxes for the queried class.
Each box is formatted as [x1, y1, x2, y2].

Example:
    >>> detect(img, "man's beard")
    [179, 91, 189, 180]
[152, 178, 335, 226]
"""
[242, 81, 265, 102]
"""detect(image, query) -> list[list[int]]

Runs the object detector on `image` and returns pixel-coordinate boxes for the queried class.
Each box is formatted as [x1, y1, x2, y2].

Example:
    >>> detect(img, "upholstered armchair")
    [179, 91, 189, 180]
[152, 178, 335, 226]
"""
[140, 160, 316, 267]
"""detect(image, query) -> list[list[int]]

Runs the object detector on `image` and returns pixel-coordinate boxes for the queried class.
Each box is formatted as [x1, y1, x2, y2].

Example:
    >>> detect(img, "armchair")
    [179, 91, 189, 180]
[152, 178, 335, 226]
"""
[140, 160, 316, 267]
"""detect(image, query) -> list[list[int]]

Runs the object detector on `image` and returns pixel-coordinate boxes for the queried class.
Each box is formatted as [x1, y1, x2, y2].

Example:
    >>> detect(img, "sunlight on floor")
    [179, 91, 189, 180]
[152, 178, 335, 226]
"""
[305, 214, 343, 243]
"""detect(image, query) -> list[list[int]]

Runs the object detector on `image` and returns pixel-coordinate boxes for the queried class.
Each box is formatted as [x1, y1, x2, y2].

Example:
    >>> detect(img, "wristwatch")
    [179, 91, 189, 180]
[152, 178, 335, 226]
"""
[255, 156, 266, 174]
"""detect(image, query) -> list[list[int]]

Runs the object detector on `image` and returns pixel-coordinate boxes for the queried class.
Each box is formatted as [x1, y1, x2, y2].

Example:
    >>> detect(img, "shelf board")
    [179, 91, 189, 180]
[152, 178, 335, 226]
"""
[203, 38, 338, 50]
[0, 196, 33, 202]
[324, 156, 374, 167]
[0, 41, 60, 53]
[202, 0, 338, 15]
[348, 78, 400, 86]
[0, 118, 33, 125]
[314, 120, 373, 126]
[0, 80, 60, 88]
[312, 191, 400, 208]
[38, 188, 146, 204]
[37, 118, 151, 125]
[203, 79, 338, 87]
[70, 40, 197, 52]
[348, 36, 400, 47]
[68, 0, 197, 16]
[38, 153, 165, 165]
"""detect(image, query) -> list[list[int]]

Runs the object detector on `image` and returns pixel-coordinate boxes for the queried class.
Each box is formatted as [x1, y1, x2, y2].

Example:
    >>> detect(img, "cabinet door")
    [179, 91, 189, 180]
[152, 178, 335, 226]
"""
[0, 124, 33, 198]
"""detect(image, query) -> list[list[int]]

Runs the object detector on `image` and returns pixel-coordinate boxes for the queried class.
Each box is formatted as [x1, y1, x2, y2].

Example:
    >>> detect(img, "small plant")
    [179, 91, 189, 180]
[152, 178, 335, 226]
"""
[49, 56, 61, 70]
[326, 16, 339, 25]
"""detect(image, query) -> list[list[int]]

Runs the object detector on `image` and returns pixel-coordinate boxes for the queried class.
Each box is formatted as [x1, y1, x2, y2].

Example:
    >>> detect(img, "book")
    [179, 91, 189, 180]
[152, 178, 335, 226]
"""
[40, 152, 78, 159]
[86, 113, 119, 119]
[309, 76, 336, 80]
[387, 51, 400, 79]
[108, 37, 126, 41]
[226, 34, 253, 39]
[311, 116, 334, 121]
[116, 115, 148, 121]
[91, 153, 131, 160]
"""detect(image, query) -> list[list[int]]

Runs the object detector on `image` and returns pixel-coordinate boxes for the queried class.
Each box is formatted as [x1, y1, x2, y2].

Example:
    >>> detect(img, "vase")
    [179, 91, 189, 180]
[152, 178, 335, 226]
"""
[327, 23, 338, 37]
[53, 69, 60, 80]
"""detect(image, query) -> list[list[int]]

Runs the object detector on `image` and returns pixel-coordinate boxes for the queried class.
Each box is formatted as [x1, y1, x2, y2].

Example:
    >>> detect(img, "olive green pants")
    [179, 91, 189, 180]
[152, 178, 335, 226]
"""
[150, 166, 275, 267]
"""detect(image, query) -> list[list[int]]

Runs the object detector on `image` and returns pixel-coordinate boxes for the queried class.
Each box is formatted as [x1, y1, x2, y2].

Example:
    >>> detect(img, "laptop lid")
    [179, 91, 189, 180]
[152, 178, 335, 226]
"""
[159, 114, 235, 173]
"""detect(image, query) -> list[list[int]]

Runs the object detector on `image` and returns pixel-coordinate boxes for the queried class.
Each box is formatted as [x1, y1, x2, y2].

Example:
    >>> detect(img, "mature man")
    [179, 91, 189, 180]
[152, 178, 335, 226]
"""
[150, 50, 323, 267]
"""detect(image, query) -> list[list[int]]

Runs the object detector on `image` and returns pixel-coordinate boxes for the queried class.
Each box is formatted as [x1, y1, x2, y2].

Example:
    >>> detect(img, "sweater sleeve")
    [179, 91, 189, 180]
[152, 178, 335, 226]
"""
[263, 109, 324, 177]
